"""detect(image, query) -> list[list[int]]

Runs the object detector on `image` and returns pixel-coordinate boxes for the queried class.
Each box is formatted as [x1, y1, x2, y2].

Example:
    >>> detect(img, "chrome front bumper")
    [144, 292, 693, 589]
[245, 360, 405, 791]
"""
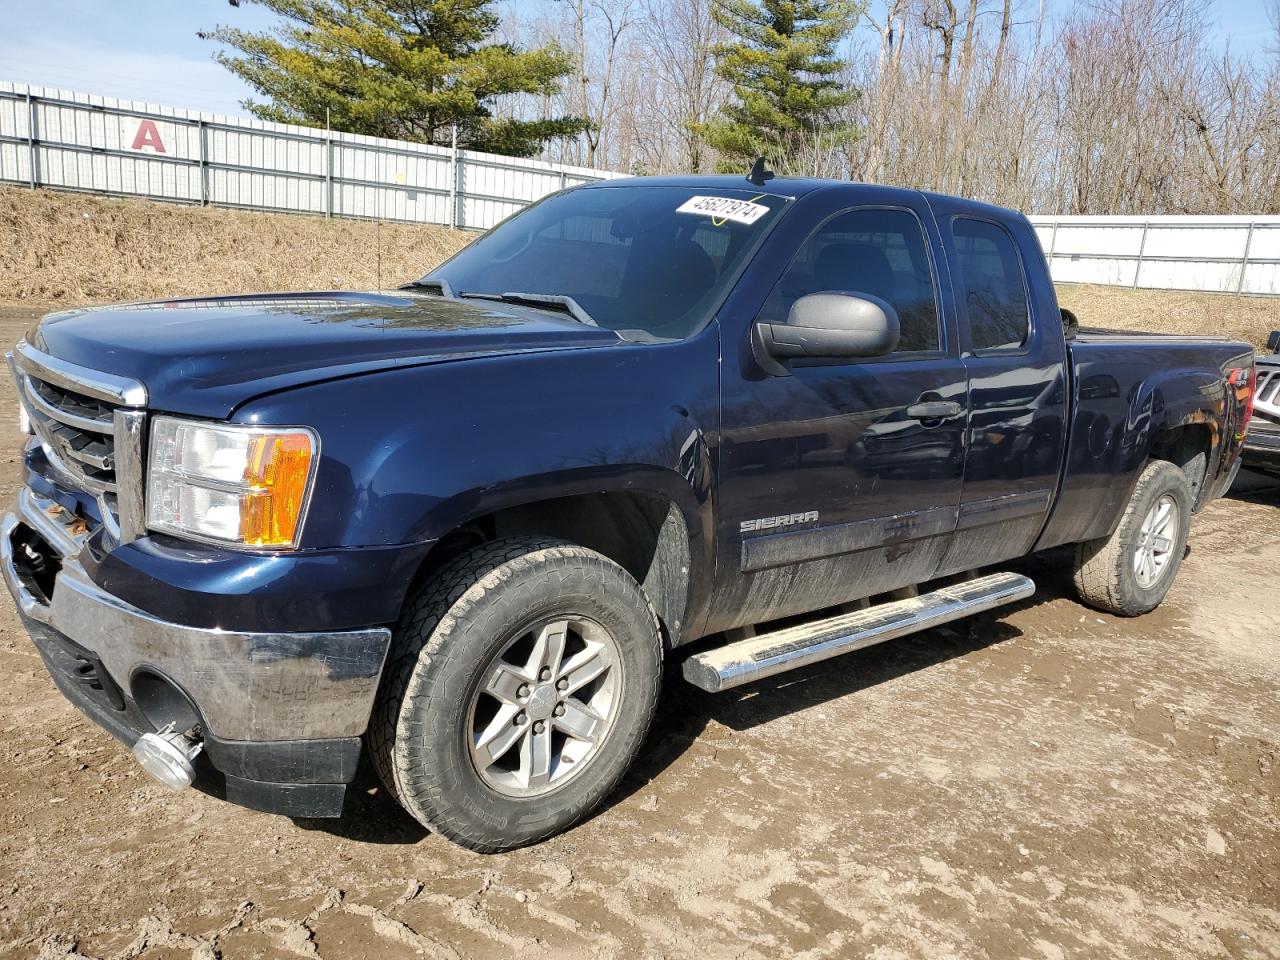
[2, 486, 392, 743]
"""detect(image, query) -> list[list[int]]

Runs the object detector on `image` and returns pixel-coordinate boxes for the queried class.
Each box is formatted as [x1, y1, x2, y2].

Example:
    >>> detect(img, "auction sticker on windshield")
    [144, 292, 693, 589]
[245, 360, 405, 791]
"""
[676, 195, 770, 226]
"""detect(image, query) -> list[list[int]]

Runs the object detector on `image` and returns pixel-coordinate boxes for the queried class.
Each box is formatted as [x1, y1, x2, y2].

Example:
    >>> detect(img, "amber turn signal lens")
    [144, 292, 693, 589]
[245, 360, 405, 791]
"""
[240, 433, 315, 547]
[148, 418, 320, 549]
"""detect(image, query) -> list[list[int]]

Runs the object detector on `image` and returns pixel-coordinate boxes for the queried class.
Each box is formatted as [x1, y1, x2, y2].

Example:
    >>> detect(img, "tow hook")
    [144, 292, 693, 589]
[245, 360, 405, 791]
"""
[131, 723, 204, 791]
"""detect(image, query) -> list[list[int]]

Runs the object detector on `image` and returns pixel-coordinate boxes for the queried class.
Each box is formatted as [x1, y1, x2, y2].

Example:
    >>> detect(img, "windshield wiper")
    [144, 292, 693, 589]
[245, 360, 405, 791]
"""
[459, 291, 597, 327]
[401, 279, 455, 298]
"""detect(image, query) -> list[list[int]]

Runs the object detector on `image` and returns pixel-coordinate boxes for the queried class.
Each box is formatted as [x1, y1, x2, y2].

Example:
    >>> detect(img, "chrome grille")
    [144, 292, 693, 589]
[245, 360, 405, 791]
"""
[1255, 362, 1280, 422]
[8, 341, 148, 544]
[22, 373, 120, 493]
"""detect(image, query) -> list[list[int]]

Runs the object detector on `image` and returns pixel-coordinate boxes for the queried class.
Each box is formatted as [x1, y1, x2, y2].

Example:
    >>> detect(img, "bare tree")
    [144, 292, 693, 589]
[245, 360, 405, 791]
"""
[634, 0, 727, 171]
[493, 0, 1278, 213]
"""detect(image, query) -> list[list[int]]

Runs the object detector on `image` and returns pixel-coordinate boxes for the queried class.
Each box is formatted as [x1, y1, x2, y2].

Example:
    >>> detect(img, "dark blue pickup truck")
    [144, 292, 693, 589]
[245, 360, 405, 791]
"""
[4, 174, 1256, 851]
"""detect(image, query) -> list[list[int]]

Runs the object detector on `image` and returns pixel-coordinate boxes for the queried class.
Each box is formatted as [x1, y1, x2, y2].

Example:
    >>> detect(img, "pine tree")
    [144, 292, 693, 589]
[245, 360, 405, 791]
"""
[204, 0, 587, 156]
[700, 0, 861, 172]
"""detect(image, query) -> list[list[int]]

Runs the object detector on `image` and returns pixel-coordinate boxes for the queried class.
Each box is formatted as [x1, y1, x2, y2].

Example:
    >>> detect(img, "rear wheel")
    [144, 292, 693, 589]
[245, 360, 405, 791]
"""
[1072, 459, 1193, 616]
[368, 537, 662, 852]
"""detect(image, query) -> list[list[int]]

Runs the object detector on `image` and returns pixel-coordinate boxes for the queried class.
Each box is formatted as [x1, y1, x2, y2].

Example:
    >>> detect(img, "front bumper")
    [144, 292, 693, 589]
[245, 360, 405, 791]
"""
[2, 485, 393, 817]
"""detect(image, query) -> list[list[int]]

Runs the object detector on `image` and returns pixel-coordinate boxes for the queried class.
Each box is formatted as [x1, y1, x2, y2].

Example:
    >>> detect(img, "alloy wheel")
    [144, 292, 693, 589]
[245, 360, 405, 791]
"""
[466, 617, 622, 797]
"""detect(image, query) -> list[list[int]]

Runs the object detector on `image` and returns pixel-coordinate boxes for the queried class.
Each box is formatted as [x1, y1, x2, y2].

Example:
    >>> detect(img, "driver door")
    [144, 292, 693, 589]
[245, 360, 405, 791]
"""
[706, 193, 968, 635]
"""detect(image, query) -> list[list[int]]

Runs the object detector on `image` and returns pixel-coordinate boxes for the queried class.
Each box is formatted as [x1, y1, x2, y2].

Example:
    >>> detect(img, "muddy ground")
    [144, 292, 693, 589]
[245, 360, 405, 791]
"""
[0, 303, 1276, 960]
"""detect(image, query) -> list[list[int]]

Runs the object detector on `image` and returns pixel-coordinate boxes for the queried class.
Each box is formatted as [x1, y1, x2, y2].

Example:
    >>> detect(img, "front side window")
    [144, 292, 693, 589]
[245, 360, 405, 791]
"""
[760, 207, 941, 354]
[952, 218, 1030, 351]
[423, 186, 788, 339]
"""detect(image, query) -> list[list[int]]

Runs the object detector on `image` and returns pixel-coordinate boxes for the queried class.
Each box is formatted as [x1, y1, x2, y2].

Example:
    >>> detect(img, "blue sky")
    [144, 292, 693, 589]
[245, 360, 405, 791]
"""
[0, 0, 1274, 118]
[0, 0, 278, 116]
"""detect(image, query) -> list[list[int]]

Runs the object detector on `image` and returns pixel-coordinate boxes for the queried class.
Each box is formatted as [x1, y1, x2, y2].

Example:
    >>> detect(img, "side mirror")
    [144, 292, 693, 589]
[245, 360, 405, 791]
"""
[753, 292, 900, 375]
[1062, 307, 1079, 341]
[1267, 330, 1280, 354]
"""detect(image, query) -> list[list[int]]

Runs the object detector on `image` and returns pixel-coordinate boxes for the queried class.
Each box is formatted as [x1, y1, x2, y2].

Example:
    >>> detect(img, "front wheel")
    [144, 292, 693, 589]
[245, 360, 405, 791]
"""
[368, 537, 662, 852]
[1072, 459, 1193, 616]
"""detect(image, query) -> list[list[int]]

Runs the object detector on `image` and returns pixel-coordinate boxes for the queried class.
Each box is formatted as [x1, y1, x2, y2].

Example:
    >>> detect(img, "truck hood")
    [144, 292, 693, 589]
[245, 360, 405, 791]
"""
[32, 291, 622, 418]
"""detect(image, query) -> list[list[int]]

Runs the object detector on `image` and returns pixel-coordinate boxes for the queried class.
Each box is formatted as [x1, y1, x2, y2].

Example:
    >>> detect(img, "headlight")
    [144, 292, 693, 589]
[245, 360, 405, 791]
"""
[146, 417, 318, 549]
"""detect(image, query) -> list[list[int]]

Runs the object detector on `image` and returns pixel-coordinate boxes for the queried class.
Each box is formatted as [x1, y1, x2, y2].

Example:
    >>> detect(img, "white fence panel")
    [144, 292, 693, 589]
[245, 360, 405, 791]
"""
[1249, 227, 1280, 260]
[1048, 255, 1138, 287]
[1031, 216, 1280, 296]
[0, 80, 623, 229]
[463, 195, 526, 230]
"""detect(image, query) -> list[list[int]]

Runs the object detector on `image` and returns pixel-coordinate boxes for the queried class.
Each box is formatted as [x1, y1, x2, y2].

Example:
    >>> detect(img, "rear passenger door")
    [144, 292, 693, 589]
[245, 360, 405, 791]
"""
[929, 202, 1068, 576]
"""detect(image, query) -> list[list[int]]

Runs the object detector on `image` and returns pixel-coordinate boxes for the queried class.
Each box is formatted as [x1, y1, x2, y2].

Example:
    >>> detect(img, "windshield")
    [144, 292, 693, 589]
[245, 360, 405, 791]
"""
[421, 185, 789, 338]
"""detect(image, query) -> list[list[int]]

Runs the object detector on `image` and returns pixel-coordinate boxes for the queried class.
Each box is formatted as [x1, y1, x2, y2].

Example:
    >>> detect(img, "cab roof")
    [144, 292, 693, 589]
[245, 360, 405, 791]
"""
[580, 173, 1024, 222]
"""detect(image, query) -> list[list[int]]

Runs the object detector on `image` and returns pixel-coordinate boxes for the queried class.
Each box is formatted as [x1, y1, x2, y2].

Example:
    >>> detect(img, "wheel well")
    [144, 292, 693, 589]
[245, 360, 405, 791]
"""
[407, 492, 692, 646]
[1150, 423, 1212, 508]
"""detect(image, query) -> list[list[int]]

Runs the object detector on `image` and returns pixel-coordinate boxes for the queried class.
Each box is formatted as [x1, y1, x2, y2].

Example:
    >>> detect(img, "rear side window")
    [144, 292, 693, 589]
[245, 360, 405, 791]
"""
[761, 207, 941, 354]
[952, 218, 1030, 351]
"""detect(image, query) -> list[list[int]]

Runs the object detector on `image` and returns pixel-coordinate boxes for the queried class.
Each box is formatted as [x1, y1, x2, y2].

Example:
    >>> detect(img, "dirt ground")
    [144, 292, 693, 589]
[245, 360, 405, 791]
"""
[0, 302, 1276, 960]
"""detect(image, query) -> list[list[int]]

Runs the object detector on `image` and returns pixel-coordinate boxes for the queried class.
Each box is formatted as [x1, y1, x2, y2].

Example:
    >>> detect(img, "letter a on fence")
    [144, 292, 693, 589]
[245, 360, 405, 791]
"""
[131, 119, 166, 153]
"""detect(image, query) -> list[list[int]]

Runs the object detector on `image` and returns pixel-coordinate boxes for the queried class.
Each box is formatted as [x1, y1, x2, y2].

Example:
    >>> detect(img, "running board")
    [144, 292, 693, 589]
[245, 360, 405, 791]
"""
[682, 572, 1035, 693]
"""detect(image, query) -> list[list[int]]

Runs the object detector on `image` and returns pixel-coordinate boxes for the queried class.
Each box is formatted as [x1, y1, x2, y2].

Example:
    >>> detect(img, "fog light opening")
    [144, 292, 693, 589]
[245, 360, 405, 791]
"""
[131, 723, 203, 791]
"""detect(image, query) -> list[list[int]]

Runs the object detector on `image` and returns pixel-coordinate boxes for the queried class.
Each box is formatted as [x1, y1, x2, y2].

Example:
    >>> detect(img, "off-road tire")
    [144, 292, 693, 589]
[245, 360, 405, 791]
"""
[367, 537, 663, 852]
[1072, 459, 1193, 616]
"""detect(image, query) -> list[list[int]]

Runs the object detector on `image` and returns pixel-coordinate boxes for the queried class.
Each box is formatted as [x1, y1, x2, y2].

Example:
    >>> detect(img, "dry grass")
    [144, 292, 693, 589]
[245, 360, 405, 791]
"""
[0, 186, 473, 304]
[1055, 282, 1278, 351]
[2, 187, 1276, 351]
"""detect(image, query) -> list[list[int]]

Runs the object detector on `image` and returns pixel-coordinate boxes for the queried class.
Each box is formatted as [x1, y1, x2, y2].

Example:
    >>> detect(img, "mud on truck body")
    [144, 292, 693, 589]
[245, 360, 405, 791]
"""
[4, 174, 1256, 851]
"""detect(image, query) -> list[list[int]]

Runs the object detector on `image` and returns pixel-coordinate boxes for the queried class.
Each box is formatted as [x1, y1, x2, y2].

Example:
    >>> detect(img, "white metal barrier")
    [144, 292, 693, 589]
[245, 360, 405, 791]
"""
[0, 81, 623, 230]
[1029, 215, 1280, 296]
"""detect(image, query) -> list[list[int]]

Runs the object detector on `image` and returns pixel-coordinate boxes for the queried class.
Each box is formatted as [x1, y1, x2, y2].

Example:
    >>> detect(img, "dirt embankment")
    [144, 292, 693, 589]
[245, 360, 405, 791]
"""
[1056, 283, 1279, 351]
[0, 186, 473, 304]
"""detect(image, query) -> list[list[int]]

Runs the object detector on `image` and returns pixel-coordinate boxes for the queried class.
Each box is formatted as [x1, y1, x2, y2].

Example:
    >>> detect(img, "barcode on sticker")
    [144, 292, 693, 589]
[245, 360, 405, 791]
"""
[675, 195, 769, 226]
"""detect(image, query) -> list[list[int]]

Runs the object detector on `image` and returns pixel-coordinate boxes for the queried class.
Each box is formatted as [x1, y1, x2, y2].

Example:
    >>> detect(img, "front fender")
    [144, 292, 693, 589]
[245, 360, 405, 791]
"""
[406, 461, 707, 550]
[234, 333, 720, 615]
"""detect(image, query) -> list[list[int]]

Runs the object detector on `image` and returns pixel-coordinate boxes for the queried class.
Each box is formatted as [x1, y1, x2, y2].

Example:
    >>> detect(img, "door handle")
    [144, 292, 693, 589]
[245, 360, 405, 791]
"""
[905, 400, 962, 420]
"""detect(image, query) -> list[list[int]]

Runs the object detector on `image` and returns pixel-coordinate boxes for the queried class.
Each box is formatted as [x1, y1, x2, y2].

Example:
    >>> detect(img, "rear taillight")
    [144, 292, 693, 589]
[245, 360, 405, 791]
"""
[1227, 365, 1257, 437]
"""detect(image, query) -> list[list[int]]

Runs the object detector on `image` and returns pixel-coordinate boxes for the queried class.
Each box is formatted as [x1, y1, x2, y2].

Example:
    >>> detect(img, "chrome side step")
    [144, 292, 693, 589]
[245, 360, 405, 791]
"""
[682, 572, 1035, 692]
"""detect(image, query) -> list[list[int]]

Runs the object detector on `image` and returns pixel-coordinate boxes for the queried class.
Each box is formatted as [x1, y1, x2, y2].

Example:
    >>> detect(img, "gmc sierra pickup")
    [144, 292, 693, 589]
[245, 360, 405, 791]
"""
[4, 173, 1256, 852]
